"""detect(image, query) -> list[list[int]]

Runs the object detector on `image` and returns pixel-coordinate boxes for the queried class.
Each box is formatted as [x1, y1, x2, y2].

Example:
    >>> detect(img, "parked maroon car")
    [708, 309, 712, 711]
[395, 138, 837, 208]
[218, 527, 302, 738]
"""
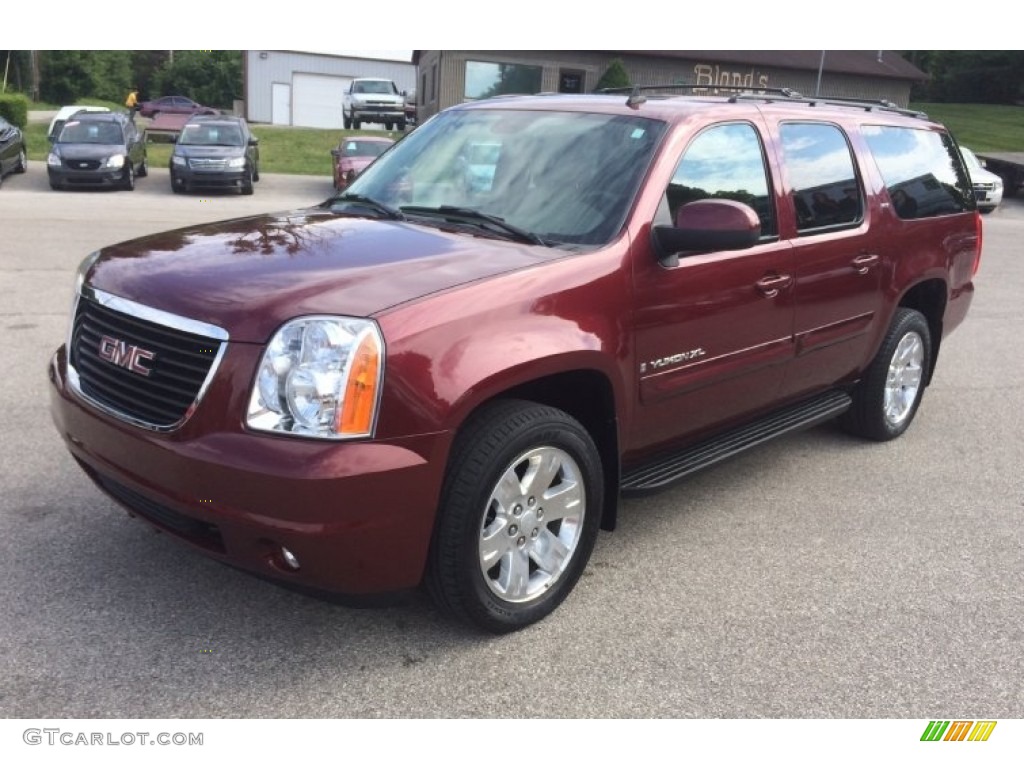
[331, 136, 394, 191]
[49, 89, 981, 633]
[137, 95, 219, 119]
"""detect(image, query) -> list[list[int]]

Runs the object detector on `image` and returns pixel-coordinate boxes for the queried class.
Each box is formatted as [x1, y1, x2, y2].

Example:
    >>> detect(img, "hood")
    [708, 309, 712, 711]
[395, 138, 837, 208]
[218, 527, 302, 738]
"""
[352, 93, 404, 105]
[55, 142, 126, 160]
[336, 156, 376, 173]
[84, 207, 562, 343]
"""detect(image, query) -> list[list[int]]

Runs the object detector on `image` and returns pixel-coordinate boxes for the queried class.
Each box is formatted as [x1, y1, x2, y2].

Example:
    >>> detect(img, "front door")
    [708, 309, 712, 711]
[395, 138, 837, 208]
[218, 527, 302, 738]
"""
[629, 121, 795, 456]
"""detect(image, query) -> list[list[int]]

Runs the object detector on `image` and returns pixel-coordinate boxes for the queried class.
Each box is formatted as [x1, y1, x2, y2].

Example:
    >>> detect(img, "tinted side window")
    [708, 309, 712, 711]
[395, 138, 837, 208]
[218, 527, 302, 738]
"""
[779, 122, 862, 233]
[665, 122, 777, 237]
[862, 125, 974, 219]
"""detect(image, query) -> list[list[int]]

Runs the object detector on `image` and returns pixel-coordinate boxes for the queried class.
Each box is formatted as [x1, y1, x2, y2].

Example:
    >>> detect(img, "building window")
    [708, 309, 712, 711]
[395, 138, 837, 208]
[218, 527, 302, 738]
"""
[431, 63, 437, 102]
[559, 70, 584, 94]
[464, 60, 542, 100]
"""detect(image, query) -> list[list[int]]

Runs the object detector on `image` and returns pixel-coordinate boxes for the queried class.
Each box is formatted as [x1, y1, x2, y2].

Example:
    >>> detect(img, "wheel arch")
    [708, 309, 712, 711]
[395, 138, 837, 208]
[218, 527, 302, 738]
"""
[896, 278, 947, 386]
[444, 367, 621, 534]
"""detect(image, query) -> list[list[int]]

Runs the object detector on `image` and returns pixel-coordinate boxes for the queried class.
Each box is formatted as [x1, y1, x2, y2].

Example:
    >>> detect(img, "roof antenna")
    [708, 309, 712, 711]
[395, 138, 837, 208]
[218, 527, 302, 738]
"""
[625, 86, 646, 109]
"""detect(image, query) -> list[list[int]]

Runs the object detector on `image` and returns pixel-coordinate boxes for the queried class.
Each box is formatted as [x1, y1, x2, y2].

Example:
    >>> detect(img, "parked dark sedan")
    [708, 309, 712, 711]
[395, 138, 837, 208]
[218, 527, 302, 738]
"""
[138, 96, 219, 119]
[47, 112, 148, 191]
[170, 115, 260, 195]
[0, 116, 28, 187]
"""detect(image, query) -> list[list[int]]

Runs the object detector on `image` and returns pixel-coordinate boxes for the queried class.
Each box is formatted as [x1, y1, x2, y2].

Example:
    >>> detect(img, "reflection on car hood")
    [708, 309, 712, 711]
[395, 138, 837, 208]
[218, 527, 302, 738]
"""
[84, 207, 563, 343]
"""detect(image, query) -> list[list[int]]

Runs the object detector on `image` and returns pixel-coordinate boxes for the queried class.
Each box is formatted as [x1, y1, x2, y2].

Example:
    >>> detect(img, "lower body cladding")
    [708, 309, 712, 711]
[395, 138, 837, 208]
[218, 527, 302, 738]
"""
[48, 345, 448, 595]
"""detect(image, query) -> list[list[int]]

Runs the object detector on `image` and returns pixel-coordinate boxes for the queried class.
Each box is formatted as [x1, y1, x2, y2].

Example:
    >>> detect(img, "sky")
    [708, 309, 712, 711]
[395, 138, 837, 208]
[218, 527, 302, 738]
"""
[16, 2, 1015, 51]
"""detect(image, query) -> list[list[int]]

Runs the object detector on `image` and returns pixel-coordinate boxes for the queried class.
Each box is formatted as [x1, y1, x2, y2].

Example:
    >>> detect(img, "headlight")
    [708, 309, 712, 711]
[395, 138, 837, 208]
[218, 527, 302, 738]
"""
[47, 152, 62, 167]
[105, 154, 125, 169]
[171, 154, 186, 167]
[227, 156, 246, 169]
[247, 316, 384, 440]
[993, 179, 1003, 191]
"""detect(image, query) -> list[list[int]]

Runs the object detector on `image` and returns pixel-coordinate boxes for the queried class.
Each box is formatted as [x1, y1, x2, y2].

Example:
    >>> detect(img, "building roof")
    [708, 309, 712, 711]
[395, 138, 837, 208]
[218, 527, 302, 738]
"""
[615, 51, 927, 81]
[412, 50, 927, 82]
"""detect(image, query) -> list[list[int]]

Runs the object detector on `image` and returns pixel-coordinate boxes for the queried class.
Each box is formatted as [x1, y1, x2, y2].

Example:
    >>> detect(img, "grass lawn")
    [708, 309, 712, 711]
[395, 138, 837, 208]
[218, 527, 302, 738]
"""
[910, 103, 1024, 152]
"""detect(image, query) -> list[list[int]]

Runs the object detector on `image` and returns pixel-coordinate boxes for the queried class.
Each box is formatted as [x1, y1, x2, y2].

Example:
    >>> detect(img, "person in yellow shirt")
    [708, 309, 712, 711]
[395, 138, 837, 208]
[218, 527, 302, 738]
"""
[125, 88, 139, 120]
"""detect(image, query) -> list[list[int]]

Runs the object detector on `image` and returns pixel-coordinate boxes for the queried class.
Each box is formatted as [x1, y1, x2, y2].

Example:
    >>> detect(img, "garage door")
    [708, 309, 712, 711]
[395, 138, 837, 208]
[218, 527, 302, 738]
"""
[292, 74, 351, 129]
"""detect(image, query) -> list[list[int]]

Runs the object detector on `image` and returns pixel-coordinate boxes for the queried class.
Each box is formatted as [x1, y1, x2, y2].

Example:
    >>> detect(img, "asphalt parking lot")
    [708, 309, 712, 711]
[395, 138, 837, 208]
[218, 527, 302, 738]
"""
[1, 167, 1022, 719]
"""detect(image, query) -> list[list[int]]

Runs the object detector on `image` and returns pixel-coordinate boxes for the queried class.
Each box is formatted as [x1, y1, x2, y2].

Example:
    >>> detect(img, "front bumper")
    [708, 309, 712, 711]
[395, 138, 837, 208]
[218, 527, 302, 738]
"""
[48, 343, 449, 595]
[49, 167, 125, 188]
[172, 167, 250, 190]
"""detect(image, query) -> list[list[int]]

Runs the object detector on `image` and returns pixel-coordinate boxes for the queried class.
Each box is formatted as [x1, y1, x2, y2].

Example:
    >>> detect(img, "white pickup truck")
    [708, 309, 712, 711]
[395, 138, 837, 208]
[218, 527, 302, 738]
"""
[343, 78, 407, 131]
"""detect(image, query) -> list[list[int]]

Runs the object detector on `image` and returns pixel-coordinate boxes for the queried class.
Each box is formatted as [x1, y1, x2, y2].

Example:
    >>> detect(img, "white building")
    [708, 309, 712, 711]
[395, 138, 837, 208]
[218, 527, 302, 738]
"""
[244, 50, 415, 128]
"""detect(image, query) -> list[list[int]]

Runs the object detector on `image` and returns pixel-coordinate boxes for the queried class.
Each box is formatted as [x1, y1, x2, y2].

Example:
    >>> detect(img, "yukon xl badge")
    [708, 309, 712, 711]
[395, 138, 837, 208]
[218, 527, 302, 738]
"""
[640, 348, 706, 374]
[98, 335, 155, 377]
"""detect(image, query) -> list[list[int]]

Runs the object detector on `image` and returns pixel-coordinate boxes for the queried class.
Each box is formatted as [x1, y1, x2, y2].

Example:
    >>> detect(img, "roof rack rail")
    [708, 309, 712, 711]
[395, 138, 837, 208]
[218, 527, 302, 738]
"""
[730, 91, 929, 119]
[598, 83, 804, 99]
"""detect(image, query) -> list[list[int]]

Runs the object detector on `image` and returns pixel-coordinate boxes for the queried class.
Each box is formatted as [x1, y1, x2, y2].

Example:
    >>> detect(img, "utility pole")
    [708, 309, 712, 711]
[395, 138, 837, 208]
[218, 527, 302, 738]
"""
[30, 50, 41, 101]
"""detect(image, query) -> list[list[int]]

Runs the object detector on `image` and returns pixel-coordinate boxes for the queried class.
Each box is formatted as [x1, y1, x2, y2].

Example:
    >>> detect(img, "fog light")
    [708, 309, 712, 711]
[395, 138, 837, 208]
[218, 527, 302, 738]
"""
[280, 546, 300, 570]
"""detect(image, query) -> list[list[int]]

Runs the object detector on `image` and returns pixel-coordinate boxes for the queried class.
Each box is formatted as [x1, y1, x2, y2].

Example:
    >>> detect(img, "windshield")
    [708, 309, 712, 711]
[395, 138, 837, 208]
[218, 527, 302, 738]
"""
[58, 121, 124, 144]
[341, 140, 390, 158]
[179, 123, 243, 146]
[961, 147, 982, 171]
[338, 107, 666, 247]
[354, 80, 397, 95]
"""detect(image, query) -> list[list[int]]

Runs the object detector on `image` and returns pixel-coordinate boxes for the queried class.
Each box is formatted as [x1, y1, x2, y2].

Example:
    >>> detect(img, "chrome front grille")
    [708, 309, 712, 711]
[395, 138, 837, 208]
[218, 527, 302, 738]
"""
[189, 158, 230, 171]
[68, 287, 228, 430]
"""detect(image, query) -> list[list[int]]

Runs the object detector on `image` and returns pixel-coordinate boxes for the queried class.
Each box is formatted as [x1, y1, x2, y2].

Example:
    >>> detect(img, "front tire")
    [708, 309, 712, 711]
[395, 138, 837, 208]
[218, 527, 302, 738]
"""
[842, 308, 931, 441]
[122, 162, 135, 191]
[15, 148, 27, 173]
[241, 168, 254, 195]
[427, 400, 603, 633]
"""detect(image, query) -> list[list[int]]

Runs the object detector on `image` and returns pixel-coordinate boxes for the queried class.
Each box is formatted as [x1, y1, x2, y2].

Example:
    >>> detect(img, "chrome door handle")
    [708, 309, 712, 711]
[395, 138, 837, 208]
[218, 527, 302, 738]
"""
[852, 253, 880, 274]
[755, 274, 793, 298]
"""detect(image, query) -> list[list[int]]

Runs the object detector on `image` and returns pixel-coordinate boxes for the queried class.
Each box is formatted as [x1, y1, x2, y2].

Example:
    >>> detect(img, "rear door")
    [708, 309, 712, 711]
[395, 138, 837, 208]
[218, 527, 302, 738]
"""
[769, 120, 884, 399]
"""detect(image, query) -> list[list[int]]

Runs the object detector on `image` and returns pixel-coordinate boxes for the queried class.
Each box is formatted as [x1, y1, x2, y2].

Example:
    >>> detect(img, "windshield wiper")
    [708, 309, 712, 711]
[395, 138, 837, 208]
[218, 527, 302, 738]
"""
[401, 205, 547, 246]
[330, 193, 406, 221]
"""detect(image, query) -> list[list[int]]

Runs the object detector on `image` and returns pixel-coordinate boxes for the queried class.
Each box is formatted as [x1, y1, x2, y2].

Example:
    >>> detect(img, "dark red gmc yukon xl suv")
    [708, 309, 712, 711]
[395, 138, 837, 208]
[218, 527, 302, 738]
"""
[48, 87, 981, 632]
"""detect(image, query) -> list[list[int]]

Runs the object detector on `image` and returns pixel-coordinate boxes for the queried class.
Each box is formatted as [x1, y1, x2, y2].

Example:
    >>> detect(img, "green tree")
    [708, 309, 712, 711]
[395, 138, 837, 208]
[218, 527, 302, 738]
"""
[152, 51, 242, 109]
[905, 51, 1024, 104]
[37, 50, 131, 104]
[595, 58, 631, 91]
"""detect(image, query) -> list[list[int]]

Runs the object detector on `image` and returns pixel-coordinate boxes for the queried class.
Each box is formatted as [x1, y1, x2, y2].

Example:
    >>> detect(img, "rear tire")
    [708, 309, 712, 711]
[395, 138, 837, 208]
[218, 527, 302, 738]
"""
[427, 400, 603, 633]
[15, 148, 27, 173]
[841, 308, 931, 441]
[137, 154, 148, 178]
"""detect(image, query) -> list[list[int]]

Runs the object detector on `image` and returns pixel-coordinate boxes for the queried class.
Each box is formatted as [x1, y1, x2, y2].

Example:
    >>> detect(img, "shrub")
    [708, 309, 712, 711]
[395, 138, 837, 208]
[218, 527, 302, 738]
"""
[0, 92, 29, 127]
[595, 59, 631, 92]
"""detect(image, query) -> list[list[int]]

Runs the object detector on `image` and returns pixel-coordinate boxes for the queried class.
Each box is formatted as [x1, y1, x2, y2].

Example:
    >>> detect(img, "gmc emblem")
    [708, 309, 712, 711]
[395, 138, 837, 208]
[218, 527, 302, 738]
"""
[98, 335, 155, 376]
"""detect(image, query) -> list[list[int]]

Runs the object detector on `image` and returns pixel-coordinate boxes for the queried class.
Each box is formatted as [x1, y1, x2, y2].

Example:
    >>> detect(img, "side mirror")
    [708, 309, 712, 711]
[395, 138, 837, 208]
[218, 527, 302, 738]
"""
[249, 136, 259, 145]
[652, 199, 761, 267]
